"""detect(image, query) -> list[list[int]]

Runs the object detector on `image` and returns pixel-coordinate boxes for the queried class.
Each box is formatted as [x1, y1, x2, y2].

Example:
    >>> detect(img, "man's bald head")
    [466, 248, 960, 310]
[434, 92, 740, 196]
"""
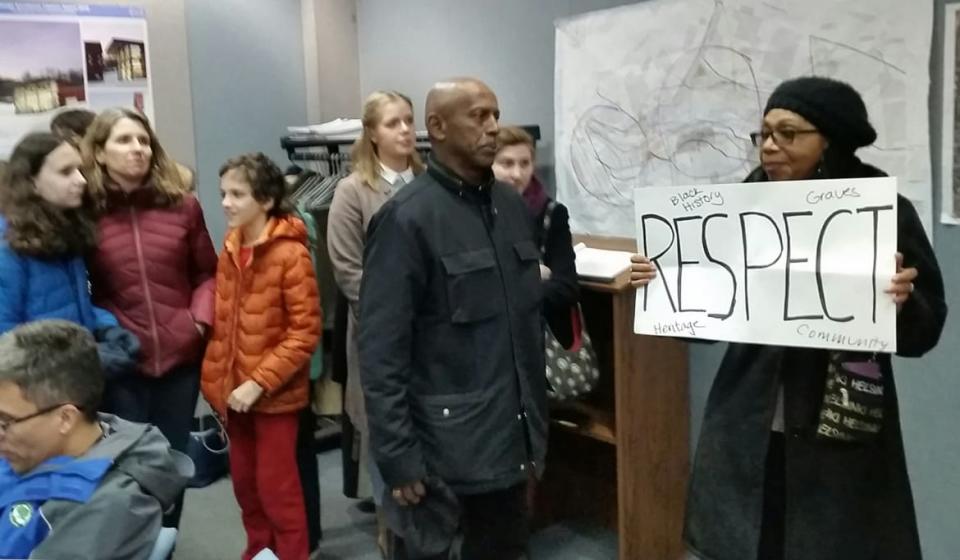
[425, 78, 492, 119]
[424, 77, 500, 181]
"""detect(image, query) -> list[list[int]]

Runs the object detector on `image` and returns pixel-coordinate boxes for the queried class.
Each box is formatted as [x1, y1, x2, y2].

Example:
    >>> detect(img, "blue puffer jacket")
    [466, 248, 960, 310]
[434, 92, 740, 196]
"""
[0, 215, 117, 334]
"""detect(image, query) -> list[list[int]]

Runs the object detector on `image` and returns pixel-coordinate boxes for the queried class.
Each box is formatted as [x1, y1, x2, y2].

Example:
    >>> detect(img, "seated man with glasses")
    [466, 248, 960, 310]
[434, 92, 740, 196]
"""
[0, 320, 191, 560]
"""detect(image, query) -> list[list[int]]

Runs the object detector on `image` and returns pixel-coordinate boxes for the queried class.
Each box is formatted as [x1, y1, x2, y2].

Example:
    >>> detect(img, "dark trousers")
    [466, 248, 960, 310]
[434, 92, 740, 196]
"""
[758, 432, 785, 560]
[395, 483, 529, 560]
[340, 411, 362, 498]
[101, 361, 200, 528]
[297, 390, 322, 551]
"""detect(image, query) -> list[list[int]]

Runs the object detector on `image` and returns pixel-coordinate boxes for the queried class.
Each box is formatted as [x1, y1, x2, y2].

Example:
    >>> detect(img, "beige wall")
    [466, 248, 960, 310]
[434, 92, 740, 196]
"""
[302, 0, 361, 122]
[184, 0, 307, 244]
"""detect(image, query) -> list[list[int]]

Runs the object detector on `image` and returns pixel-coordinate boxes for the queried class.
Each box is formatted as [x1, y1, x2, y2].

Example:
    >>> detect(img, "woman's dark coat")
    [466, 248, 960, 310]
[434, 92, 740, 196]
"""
[684, 159, 947, 560]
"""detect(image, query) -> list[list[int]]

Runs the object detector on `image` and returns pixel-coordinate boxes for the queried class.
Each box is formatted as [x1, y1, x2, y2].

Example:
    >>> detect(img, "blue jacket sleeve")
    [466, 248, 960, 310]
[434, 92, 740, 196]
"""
[0, 243, 27, 335]
[92, 305, 119, 331]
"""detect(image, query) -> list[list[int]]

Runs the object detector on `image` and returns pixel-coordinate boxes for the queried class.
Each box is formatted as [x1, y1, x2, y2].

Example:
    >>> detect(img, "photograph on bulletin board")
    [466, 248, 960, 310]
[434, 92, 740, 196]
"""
[941, 2, 960, 225]
[0, 3, 153, 158]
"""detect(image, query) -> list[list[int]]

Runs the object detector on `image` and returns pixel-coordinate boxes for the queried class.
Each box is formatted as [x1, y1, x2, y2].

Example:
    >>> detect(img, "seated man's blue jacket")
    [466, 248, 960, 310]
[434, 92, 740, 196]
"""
[0, 456, 112, 558]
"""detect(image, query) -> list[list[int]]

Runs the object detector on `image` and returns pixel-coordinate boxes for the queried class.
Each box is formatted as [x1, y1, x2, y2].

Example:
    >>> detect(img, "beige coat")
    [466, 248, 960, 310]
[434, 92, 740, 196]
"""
[327, 172, 397, 434]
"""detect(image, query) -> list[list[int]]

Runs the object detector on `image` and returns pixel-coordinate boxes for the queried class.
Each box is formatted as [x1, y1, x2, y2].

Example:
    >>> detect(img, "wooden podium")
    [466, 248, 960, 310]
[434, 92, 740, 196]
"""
[534, 235, 690, 560]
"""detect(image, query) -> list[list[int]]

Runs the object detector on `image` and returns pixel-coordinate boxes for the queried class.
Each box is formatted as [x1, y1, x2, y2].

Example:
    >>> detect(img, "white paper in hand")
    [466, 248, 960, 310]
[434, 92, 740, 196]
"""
[574, 243, 633, 282]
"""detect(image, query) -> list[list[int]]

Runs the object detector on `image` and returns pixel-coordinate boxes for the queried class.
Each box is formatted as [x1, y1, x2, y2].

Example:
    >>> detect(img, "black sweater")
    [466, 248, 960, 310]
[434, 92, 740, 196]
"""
[534, 200, 579, 347]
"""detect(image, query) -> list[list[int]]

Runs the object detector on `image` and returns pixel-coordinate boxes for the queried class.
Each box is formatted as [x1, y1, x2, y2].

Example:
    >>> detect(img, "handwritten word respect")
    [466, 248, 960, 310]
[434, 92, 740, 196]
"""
[639, 204, 894, 323]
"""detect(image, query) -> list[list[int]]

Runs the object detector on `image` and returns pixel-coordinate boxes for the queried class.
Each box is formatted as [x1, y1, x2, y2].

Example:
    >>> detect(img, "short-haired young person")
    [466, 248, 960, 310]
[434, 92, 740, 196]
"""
[0, 319, 190, 560]
[492, 126, 578, 347]
[202, 153, 322, 560]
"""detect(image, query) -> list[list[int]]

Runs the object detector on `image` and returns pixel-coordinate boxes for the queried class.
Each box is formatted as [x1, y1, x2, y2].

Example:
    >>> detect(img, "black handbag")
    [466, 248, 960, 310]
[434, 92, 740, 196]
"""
[186, 413, 230, 488]
[816, 352, 884, 443]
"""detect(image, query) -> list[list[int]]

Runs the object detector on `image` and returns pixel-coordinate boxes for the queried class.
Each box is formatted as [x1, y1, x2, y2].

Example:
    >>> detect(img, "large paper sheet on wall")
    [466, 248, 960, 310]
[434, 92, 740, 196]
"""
[941, 3, 960, 226]
[633, 178, 898, 352]
[556, 0, 933, 237]
[0, 3, 154, 158]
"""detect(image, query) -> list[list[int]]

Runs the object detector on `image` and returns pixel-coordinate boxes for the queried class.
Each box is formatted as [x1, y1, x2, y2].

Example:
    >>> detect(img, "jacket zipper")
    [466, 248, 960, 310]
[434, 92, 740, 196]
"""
[130, 207, 162, 374]
[478, 200, 534, 466]
[225, 249, 246, 410]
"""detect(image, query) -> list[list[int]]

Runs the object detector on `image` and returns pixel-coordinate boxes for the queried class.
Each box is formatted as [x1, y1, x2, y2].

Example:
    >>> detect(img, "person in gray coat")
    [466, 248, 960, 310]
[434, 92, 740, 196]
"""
[359, 77, 547, 559]
[0, 319, 191, 560]
[328, 89, 426, 555]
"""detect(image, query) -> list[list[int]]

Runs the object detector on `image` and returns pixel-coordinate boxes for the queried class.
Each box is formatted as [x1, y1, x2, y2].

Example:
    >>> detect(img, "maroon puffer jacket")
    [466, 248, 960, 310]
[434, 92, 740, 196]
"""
[89, 187, 218, 377]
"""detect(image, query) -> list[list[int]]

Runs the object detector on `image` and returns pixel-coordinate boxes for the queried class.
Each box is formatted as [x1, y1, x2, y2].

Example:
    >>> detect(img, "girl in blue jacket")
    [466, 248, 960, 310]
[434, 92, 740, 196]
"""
[0, 133, 136, 373]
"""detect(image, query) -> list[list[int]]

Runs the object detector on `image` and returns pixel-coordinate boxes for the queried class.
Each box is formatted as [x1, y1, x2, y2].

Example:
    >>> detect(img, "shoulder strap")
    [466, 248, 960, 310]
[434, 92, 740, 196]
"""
[540, 200, 557, 258]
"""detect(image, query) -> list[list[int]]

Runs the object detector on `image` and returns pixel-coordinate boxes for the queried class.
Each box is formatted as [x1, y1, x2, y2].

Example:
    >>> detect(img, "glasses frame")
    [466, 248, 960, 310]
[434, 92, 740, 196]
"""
[0, 403, 72, 433]
[750, 128, 819, 147]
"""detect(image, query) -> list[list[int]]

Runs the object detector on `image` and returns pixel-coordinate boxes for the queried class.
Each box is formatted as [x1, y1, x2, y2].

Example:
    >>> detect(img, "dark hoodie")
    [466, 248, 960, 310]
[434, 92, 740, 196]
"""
[0, 414, 191, 560]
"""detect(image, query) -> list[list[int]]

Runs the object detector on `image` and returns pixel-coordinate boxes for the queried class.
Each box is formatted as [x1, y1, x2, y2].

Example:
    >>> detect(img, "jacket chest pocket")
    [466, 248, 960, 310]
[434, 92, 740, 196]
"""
[512, 240, 543, 309]
[440, 248, 504, 323]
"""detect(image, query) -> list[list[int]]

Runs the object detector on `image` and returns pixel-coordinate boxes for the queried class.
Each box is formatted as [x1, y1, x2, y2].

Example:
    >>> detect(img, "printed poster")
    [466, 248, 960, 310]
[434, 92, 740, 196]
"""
[0, 2, 153, 157]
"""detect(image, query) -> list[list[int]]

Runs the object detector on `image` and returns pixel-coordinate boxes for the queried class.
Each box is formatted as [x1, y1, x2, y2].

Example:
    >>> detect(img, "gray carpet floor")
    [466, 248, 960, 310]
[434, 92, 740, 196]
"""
[175, 449, 617, 560]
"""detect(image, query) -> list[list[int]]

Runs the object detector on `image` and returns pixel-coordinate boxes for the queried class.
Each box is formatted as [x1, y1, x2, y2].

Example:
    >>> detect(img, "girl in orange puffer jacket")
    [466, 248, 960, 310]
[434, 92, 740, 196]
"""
[202, 153, 321, 560]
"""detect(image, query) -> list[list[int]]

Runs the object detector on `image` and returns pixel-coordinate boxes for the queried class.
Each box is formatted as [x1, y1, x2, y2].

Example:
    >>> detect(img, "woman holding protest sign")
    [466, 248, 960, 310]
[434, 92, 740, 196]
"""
[631, 77, 946, 560]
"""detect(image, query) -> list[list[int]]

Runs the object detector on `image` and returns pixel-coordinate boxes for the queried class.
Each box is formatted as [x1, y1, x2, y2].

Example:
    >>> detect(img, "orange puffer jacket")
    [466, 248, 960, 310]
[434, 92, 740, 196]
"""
[201, 215, 321, 418]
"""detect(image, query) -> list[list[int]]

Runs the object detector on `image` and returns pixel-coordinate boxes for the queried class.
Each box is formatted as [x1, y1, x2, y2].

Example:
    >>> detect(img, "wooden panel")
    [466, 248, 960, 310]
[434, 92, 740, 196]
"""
[550, 290, 617, 443]
[553, 400, 616, 445]
[533, 428, 618, 530]
[536, 260, 690, 560]
[573, 233, 637, 253]
[577, 289, 617, 424]
[613, 290, 690, 560]
[579, 273, 631, 293]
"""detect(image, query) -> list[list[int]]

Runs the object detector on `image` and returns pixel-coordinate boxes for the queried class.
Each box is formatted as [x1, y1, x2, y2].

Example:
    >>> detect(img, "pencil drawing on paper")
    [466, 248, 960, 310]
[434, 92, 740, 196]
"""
[555, 0, 932, 236]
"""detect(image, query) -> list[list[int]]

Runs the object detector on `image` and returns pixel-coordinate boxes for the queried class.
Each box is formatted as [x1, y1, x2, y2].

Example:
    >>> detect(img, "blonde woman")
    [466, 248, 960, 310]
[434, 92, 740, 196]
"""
[327, 90, 424, 554]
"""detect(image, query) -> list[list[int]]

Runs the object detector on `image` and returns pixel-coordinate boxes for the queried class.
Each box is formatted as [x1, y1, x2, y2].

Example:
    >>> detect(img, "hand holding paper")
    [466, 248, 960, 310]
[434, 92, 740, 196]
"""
[886, 252, 918, 311]
[629, 254, 657, 288]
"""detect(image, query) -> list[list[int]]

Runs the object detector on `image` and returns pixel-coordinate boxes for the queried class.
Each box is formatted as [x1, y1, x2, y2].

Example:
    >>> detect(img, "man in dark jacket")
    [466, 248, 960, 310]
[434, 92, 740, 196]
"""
[0, 320, 191, 560]
[359, 77, 547, 559]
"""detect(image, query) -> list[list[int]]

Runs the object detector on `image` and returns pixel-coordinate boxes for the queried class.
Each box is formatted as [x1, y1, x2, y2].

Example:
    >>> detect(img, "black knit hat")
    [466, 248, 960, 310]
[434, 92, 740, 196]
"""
[764, 76, 877, 150]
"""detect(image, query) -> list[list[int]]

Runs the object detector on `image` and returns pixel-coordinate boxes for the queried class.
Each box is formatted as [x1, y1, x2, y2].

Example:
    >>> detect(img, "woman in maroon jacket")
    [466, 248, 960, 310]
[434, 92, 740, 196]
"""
[81, 107, 217, 527]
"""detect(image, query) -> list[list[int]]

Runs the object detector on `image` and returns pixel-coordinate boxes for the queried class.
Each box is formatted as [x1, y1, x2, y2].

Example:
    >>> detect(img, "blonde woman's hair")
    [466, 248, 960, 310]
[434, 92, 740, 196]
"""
[350, 91, 425, 189]
[81, 107, 188, 210]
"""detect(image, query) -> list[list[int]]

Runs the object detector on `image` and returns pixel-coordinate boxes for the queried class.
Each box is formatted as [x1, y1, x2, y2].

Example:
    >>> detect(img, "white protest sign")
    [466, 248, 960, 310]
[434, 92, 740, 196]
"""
[633, 178, 898, 352]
